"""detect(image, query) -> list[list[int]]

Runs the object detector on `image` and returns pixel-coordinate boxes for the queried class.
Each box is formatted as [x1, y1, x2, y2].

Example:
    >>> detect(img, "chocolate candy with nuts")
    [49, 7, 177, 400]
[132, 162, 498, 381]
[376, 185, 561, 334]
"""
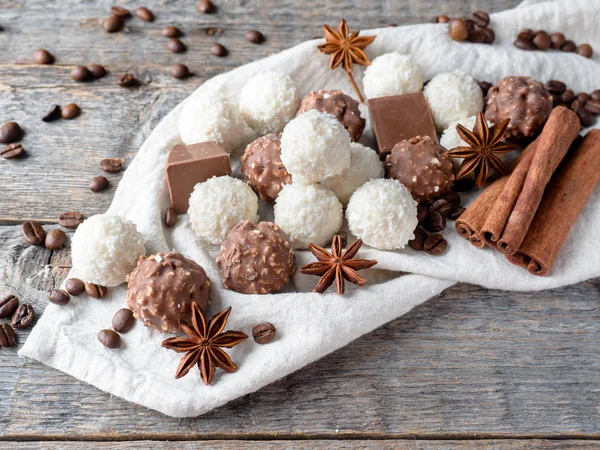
[216, 221, 295, 295]
[126, 251, 210, 333]
[295, 90, 365, 142]
[385, 136, 455, 203]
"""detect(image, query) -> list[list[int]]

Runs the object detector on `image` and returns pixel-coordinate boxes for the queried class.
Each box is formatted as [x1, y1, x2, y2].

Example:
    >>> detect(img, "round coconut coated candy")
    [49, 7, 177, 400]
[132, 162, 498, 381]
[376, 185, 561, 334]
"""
[363, 52, 424, 99]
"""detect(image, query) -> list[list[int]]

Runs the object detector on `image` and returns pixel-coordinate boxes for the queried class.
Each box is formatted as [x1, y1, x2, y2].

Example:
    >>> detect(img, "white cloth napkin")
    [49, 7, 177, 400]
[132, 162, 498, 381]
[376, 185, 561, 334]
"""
[20, 0, 600, 418]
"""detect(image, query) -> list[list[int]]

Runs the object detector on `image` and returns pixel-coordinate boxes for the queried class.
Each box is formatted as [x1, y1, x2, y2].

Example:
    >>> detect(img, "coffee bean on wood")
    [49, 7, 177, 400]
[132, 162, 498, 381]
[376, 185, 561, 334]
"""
[89, 176, 109, 192]
[424, 234, 448, 255]
[33, 48, 54, 64]
[1, 143, 24, 159]
[45, 229, 67, 249]
[252, 322, 276, 344]
[0, 295, 19, 319]
[49, 289, 70, 305]
[135, 7, 154, 22]
[167, 38, 186, 53]
[21, 222, 45, 245]
[117, 73, 136, 87]
[42, 105, 62, 122]
[85, 282, 107, 299]
[198, 0, 214, 13]
[103, 15, 123, 33]
[61, 103, 80, 120]
[111, 6, 130, 17]
[59, 211, 84, 228]
[0, 121, 23, 144]
[112, 308, 135, 333]
[100, 158, 123, 173]
[70, 66, 91, 82]
[89, 64, 107, 79]
[98, 329, 121, 348]
[211, 43, 228, 57]
[162, 25, 181, 38]
[11, 304, 34, 329]
[246, 30, 265, 44]
[170, 63, 189, 79]
[65, 278, 85, 296]
[0, 323, 16, 348]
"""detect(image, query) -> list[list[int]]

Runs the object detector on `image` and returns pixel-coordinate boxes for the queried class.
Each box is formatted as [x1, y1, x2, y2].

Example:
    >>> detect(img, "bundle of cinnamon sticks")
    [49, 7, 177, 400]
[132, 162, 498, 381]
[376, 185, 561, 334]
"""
[456, 106, 600, 276]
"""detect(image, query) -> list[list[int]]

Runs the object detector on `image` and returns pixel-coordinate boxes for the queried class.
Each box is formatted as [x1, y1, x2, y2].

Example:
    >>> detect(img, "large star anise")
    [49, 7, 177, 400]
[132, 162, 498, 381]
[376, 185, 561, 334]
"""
[447, 112, 521, 187]
[161, 303, 248, 385]
[317, 19, 376, 103]
[300, 235, 377, 295]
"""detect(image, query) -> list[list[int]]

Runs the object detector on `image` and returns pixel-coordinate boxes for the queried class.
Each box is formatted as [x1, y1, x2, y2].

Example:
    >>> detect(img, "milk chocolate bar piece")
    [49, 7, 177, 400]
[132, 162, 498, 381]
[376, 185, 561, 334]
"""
[166, 142, 231, 213]
[368, 92, 438, 158]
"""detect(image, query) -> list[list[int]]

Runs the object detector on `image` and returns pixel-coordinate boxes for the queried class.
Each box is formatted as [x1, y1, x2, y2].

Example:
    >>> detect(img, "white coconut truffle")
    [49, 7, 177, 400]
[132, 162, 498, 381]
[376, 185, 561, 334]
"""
[424, 70, 484, 132]
[363, 52, 424, 99]
[71, 214, 146, 287]
[178, 90, 245, 152]
[188, 176, 259, 245]
[239, 71, 300, 135]
[280, 110, 351, 184]
[441, 115, 493, 170]
[274, 183, 343, 249]
[347, 179, 418, 251]
[321, 142, 384, 205]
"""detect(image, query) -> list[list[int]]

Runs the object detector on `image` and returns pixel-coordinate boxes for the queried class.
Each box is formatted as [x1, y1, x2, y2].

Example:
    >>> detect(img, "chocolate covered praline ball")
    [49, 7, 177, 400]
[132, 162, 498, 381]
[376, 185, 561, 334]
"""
[385, 136, 455, 203]
[241, 133, 292, 202]
[126, 251, 210, 333]
[216, 221, 295, 295]
[485, 76, 553, 142]
[296, 90, 365, 142]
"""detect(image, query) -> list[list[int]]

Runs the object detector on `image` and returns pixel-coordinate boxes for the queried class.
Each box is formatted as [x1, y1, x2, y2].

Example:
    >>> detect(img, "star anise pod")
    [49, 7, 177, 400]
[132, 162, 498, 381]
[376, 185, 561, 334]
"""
[447, 111, 521, 187]
[300, 235, 377, 295]
[317, 19, 376, 103]
[161, 303, 248, 385]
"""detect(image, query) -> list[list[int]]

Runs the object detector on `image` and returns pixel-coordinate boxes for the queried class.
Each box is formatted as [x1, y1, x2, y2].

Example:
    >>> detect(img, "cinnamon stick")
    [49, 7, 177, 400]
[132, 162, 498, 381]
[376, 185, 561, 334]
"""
[506, 130, 600, 276]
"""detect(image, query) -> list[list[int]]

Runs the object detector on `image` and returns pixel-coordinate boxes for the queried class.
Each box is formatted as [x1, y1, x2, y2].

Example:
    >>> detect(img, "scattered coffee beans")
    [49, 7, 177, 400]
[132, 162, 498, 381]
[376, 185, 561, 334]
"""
[198, 0, 214, 13]
[0, 323, 16, 348]
[111, 6, 131, 17]
[211, 43, 227, 57]
[545, 80, 567, 94]
[70, 65, 91, 82]
[65, 278, 86, 296]
[22, 221, 46, 246]
[61, 103, 80, 120]
[585, 99, 600, 115]
[85, 282, 107, 299]
[49, 289, 70, 305]
[100, 158, 123, 173]
[103, 14, 124, 33]
[170, 63, 189, 79]
[424, 234, 448, 255]
[514, 29, 590, 57]
[45, 229, 67, 250]
[424, 210, 446, 233]
[89, 64, 107, 79]
[550, 32, 565, 49]
[165, 207, 178, 227]
[417, 204, 429, 225]
[246, 30, 265, 44]
[167, 38, 186, 53]
[0, 121, 23, 144]
[561, 40, 576, 52]
[112, 308, 135, 333]
[117, 73, 136, 87]
[98, 329, 121, 348]
[252, 322, 276, 344]
[89, 175, 109, 192]
[33, 48, 54, 65]
[448, 19, 468, 41]
[408, 227, 428, 251]
[467, 10, 489, 28]
[0, 295, 19, 319]
[532, 31, 551, 50]
[578, 108, 595, 127]
[162, 25, 181, 38]
[11, 304, 34, 330]
[577, 43, 593, 58]
[135, 7, 154, 22]
[59, 211, 84, 228]
[42, 105, 62, 122]
[430, 198, 453, 218]
[514, 37, 537, 51]
[1, 143, 25, 159]
[591, 90, 600, 101]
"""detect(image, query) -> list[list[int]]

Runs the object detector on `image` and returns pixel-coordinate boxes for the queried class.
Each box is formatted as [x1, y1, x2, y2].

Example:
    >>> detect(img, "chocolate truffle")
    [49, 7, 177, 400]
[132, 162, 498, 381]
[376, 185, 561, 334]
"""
[485, 76, 553, 142]
[241, 133, 292, 202]
[126, 251, 210, 333]
[295, 90, 365, 142]
[216, 221, 295, 294]
[385, 136, 455, 203]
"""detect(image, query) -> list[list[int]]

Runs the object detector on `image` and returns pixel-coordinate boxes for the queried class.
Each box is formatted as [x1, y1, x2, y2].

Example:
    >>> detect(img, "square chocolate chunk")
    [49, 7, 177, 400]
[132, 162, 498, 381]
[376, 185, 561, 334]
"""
[368, 92, 438, 158]
[166, 142, 232, 213]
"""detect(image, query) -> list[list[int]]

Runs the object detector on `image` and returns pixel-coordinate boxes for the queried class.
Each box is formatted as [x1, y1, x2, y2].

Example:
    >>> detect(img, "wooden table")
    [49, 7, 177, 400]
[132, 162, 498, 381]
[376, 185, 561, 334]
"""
[2, 0, 600, 448]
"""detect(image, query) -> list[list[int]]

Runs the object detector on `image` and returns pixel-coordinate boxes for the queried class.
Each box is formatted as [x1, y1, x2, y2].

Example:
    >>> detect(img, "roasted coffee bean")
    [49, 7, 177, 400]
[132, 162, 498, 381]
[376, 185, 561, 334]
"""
[112, 308, 135, 333]
[11, 304, 34, 329]
[116, 73, 136, 87]
[448, 206, 466, 220]
[70, 65, 91, 82]
[165, 207, 178, 227]
[98, 329, 121, 348]
[42, 105, 62, 122]
[517, 28, 535, 41]
[467, 29, 487, 44]
[49, 289, 70, 305]
[570, 99, 581, 113]
[61, 103, 80, 120]
[45, 229, 67, 250]
[0, 295, 19, 319]
[417, 204, 429, 224]
[561, 40, 576, 52]
[532, 31, 551, 50]
[577, 43, 593, 58]
[111, 6, 131, 17]
[33, 48, 54, 64]
[100, 158, 123, 173]
[22, 221, 46, 246]
[482, 28, 495, 44]
[442, 192, 461, 205]
[478, 80, 493, 97]
[550, 32, 565, 49]
[430, 198, 453, 217]
[85, 282, 107, 299]
[252, 322, 276, 344]
[435, 15, 450, 24]
[453, 178, 475, 192]
[578, 108, 595, 127]
[514, 37, 537, 51]
[408, 227, 428, 251]
[463, 19, 475, 33]
[545, 80, 567, 94]
[424, 210, 446, 232]
[205, 26, 223, 36]
[198, 0, 214, 13]
[0, 121, 23, 144]
[59, 211, 84, 228]
[448, 18, 468, 41]
[103, 14, 123, 33]
[167, 38, 186, 53]
[591, 90, 600, 102]
[424, 234, 448, 255]
[246, 30, 265, 44]
[577, 93, 590, 104]
[89, 64, 107, 79]
[0, 323, 16, 348]
[560, 89, 575, 104]
[467, 10, 490, 28]
[65, 278, 85, 296]
[135, 6, 154, 22]
[162, 25, 181, 38]
[1, 143, 24, 159]
[211, 43, 228, 57]
[170, 63, 190, 79]
[584, 99, 600, 115]
[89, 176, 109, 192]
